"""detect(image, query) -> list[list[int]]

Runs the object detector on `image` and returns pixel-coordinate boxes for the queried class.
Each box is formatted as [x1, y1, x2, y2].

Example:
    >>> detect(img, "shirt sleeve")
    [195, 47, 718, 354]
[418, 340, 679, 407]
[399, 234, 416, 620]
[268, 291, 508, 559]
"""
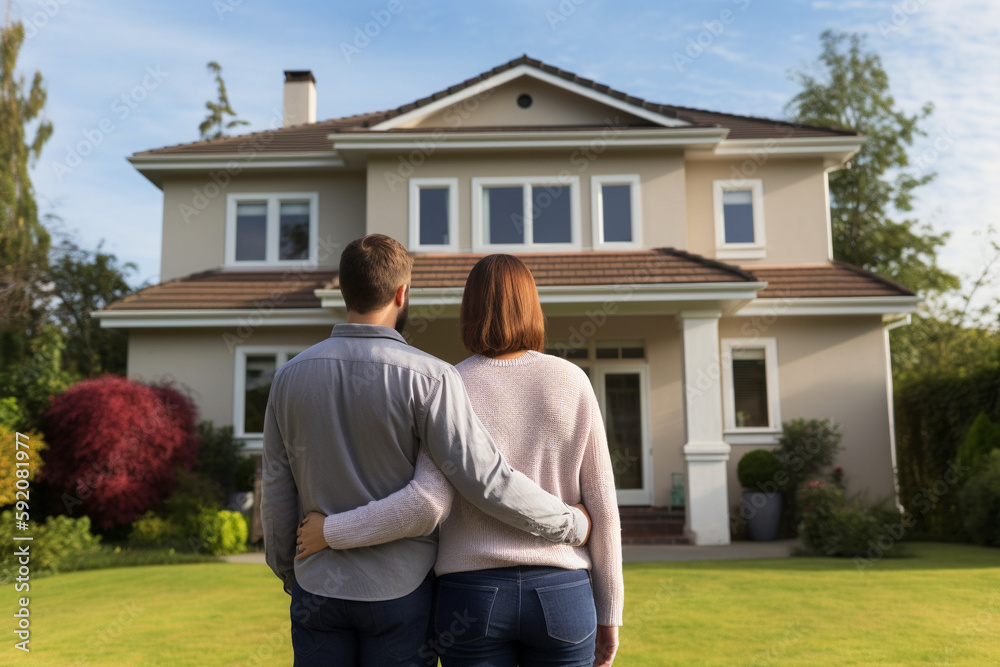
[580, 391, 625, 626]
[419, 365, 589, 545]
[321, 446, 456, 549]
[261, 397, 299, 595]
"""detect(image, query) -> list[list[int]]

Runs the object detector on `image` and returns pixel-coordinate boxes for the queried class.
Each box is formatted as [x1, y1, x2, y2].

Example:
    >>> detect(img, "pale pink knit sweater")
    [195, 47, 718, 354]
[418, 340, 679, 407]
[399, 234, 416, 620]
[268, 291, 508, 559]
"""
[321, 351, 624, 626]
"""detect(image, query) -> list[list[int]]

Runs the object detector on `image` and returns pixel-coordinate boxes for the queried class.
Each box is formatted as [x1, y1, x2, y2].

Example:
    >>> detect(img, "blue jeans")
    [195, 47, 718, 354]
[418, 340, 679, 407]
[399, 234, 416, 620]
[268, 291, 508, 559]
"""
[434, 566, 597, 667]
[290, 575, 436, 666]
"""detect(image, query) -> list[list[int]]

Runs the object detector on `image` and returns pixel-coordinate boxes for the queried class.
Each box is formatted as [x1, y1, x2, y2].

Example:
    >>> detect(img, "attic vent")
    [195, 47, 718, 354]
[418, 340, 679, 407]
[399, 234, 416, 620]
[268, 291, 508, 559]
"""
[517, 94, 533, 109]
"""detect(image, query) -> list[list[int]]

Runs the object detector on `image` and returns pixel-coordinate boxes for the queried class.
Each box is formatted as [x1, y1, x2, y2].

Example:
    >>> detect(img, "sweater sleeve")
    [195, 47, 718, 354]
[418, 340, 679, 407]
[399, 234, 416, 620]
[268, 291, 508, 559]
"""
[321, 447, 456, 549]
[580, 392, 625, 626]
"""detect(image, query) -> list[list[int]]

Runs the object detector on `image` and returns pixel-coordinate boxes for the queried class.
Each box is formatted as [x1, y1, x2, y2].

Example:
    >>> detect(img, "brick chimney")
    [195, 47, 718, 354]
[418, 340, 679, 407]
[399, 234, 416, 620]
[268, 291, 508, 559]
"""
[283, 70, 316, 127]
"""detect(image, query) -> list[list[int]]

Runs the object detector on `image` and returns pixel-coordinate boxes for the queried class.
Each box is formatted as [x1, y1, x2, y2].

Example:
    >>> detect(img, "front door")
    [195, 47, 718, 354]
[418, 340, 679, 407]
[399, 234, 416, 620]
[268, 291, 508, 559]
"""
[593, 364, 653, 505]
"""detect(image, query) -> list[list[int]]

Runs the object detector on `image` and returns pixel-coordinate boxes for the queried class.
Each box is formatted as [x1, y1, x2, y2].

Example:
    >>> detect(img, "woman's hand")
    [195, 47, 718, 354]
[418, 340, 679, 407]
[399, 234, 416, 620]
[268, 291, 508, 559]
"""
[295, 511, 329, 560]
[594, 624, 619, 667]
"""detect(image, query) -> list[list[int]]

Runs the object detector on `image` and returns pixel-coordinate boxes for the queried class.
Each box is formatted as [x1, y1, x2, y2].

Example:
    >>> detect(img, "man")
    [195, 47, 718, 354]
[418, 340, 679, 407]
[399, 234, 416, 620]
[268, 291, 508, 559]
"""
[262, 234, 590, 666]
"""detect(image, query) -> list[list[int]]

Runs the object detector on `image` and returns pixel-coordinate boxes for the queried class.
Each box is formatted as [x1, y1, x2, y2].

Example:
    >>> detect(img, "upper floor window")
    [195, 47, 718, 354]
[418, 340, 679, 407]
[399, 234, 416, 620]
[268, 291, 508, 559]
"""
[225, 193, 319, 266]
[472, 176, 581, 252]
[591, 175, 642, 249]
[409, 178, 458, 251]
[713, 179, 765, 260]
[721, 338, 781, 433]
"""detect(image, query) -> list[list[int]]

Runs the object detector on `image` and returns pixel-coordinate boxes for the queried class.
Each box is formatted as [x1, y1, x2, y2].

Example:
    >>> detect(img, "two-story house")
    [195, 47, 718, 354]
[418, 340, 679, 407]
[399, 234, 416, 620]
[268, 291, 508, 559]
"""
[97, 57, 917, 546]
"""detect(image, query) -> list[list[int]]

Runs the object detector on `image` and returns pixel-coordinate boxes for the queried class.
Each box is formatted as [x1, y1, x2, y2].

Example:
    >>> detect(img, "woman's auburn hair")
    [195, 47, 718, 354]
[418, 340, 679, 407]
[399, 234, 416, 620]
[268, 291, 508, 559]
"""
[460, 254, 545, 357]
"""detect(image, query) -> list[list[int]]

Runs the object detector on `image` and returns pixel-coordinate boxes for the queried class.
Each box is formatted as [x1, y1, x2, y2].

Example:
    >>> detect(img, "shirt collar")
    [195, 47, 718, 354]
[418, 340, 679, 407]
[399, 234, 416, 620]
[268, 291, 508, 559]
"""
[330, 323, 408, 345]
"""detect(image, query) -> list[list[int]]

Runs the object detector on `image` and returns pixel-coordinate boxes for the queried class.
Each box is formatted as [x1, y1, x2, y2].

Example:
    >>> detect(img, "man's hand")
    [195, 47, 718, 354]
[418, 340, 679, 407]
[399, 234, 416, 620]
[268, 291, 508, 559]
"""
[594, 624, 619, 667]
[295, 511, 329, 560]
[572, 503, 591, 547]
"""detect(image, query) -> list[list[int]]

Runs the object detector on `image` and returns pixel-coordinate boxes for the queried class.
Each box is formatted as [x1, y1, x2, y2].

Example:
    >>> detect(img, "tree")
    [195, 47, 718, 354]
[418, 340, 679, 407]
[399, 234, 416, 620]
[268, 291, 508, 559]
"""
[41, 376, 201, 529]
[0, 18, 53, 341]
[198, 61, 249, 140]
[47, 239, 136, 377]
[786, 31, 958, 295]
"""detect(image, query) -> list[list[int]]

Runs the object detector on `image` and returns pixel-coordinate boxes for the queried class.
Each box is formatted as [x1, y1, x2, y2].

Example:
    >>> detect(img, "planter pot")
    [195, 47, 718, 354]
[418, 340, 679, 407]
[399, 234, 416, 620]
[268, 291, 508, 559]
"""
[741, 491, 782, 541]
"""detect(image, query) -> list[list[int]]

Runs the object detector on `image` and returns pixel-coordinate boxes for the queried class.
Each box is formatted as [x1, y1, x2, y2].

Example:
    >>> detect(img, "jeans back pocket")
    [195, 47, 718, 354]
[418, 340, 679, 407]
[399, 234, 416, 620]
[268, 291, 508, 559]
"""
[535, 578, 597, 644]
[434, 580, 499, 645]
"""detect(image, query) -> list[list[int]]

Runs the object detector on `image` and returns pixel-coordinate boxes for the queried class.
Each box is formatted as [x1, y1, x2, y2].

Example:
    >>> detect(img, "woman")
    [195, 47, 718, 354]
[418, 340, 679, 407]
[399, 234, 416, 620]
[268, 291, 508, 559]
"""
[297, 254, 623, 667]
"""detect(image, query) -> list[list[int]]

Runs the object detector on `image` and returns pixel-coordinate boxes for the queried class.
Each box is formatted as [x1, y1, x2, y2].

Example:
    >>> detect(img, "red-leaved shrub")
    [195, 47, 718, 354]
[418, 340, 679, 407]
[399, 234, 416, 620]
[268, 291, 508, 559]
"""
[42, 376, 201, 528]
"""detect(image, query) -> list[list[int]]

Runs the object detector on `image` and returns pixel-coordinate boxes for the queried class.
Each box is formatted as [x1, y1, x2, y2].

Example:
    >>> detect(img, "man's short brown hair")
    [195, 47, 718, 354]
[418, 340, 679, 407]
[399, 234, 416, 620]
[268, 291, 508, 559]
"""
[460, 254, 545, 356]
[338, 234, 412, 314]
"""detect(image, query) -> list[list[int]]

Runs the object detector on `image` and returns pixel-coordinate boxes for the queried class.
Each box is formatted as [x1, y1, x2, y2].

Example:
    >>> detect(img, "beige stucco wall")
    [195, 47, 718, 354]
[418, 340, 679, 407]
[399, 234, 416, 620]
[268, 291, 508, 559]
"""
[367, 150, 686, 252]
[159, 171, 366, 281]
[404, 77, 649, 129]
[685, 158, 832, 265]
[719, 315, 895, 509]
[126, 326, 331, 428]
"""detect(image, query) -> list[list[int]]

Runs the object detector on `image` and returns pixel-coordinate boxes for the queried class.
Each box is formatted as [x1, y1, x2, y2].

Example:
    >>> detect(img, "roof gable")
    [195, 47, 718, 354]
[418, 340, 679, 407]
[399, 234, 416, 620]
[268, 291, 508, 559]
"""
[376, 62, 688, 130]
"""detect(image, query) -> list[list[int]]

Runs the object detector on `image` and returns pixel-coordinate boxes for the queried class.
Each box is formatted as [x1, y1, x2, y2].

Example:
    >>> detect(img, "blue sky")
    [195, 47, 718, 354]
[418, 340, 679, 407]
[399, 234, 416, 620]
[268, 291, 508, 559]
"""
[14, 0, 1000, 308]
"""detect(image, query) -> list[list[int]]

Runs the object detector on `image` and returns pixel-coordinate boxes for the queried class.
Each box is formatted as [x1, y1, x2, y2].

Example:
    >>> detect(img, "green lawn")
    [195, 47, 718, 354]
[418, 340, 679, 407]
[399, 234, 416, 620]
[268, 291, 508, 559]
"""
[3, 542, 999, 665]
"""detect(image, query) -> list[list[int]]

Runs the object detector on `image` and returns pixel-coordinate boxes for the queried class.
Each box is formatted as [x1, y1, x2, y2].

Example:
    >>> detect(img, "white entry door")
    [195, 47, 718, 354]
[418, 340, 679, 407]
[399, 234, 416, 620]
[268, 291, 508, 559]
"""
[593, 364, 653, 506]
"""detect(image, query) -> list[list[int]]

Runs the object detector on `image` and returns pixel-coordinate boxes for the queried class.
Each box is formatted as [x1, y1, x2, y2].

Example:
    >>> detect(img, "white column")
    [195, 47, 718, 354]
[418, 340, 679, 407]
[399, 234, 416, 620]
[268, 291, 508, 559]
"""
[678, 310, 731, 546]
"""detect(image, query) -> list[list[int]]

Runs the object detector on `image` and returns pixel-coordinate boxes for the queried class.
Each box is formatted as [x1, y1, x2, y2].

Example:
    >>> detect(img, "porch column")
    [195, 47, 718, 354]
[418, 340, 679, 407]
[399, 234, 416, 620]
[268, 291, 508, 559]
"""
[678, 310, 731, 546]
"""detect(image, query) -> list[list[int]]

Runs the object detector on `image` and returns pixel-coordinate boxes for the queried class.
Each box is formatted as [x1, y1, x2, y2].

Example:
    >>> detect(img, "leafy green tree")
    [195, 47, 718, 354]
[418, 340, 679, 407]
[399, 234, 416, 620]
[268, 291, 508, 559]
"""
[786, 31, 958, 295]
[0, 19, 53, 341]
[198, 61, 249, 140]
[47, 239, 137, 377]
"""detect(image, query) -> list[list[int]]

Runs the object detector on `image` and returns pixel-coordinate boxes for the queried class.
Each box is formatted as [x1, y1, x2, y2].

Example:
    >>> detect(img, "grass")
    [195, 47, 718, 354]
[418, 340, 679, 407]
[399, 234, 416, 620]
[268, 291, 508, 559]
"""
[3, 542, 998, 665]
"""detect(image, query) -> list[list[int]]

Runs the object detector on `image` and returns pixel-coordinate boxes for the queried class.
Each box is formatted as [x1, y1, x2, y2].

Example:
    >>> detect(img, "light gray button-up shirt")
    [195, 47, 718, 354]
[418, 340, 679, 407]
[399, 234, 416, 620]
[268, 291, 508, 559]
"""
[262, 323, 588, 601]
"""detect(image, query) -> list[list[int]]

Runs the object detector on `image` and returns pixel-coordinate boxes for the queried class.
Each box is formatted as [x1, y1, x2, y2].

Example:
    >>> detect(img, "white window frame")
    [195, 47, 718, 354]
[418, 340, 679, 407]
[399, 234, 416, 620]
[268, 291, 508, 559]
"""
[591, 174, 642, 250]
[225, 192, 319, 267]
[233, 345, 306, 441]
[471, 176, 581, 253]
[408, 178, 459, 252]
[713, 179, 765, 260]
[720, 337, 781, 437]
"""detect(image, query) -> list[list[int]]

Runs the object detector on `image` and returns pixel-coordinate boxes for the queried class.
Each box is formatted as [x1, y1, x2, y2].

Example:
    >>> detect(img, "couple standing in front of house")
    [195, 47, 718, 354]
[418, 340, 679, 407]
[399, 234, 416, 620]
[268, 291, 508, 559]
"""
[261, 234, 624, 667]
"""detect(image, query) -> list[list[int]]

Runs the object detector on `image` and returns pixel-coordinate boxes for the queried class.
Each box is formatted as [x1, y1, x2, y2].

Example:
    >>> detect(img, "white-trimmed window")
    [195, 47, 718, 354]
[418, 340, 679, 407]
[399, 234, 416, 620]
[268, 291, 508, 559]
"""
[233, 346, 305, 439]
[408, 178, 458, 251]
[721, 338, 781, 436]
[225, 193, 319, 266]
[591, 175, 642, 249]
[472, 176, 580, 252]
[713, 179, 765, 259]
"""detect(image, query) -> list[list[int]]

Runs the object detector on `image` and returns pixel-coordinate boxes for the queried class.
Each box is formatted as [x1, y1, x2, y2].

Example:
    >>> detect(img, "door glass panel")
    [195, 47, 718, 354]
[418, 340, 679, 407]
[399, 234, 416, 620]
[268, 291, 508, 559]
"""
[604, 373, 642, 490]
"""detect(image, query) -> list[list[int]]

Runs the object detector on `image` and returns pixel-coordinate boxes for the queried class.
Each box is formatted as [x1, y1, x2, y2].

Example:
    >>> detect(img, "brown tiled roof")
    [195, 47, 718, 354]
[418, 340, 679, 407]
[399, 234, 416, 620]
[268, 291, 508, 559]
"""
[749, 263, 915, 299]
[104, 270, 336, 311]
[103, 256, 913, 313]
[134, 56, 857, 157]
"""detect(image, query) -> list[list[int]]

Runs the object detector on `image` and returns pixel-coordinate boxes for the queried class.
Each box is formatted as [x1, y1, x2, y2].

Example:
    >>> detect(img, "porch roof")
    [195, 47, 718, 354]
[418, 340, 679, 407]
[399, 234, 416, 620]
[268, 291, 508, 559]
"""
[99, 251, 913, 314]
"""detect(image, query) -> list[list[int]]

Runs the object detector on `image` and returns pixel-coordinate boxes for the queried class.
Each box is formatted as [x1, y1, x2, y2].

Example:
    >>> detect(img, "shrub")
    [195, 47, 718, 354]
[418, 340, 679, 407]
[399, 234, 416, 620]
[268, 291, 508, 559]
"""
[0, 326, 78, 431]
[776, 419, 842, 532]
[795, 479, 901, 558]
[957, 412, 1000, 471]
[0, 424, 46, 506]
[1, 511, 101, 580]
[128, 511, 185, 547]
[235, 454, 259, 494]
[195, 509, 247, 556]
[195, 421, 242, 496]
[162, 469, 225, 534]
[737, 449, 783, 490]
[41, 375, 201, 528]
[958, 450, 1000, 547]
